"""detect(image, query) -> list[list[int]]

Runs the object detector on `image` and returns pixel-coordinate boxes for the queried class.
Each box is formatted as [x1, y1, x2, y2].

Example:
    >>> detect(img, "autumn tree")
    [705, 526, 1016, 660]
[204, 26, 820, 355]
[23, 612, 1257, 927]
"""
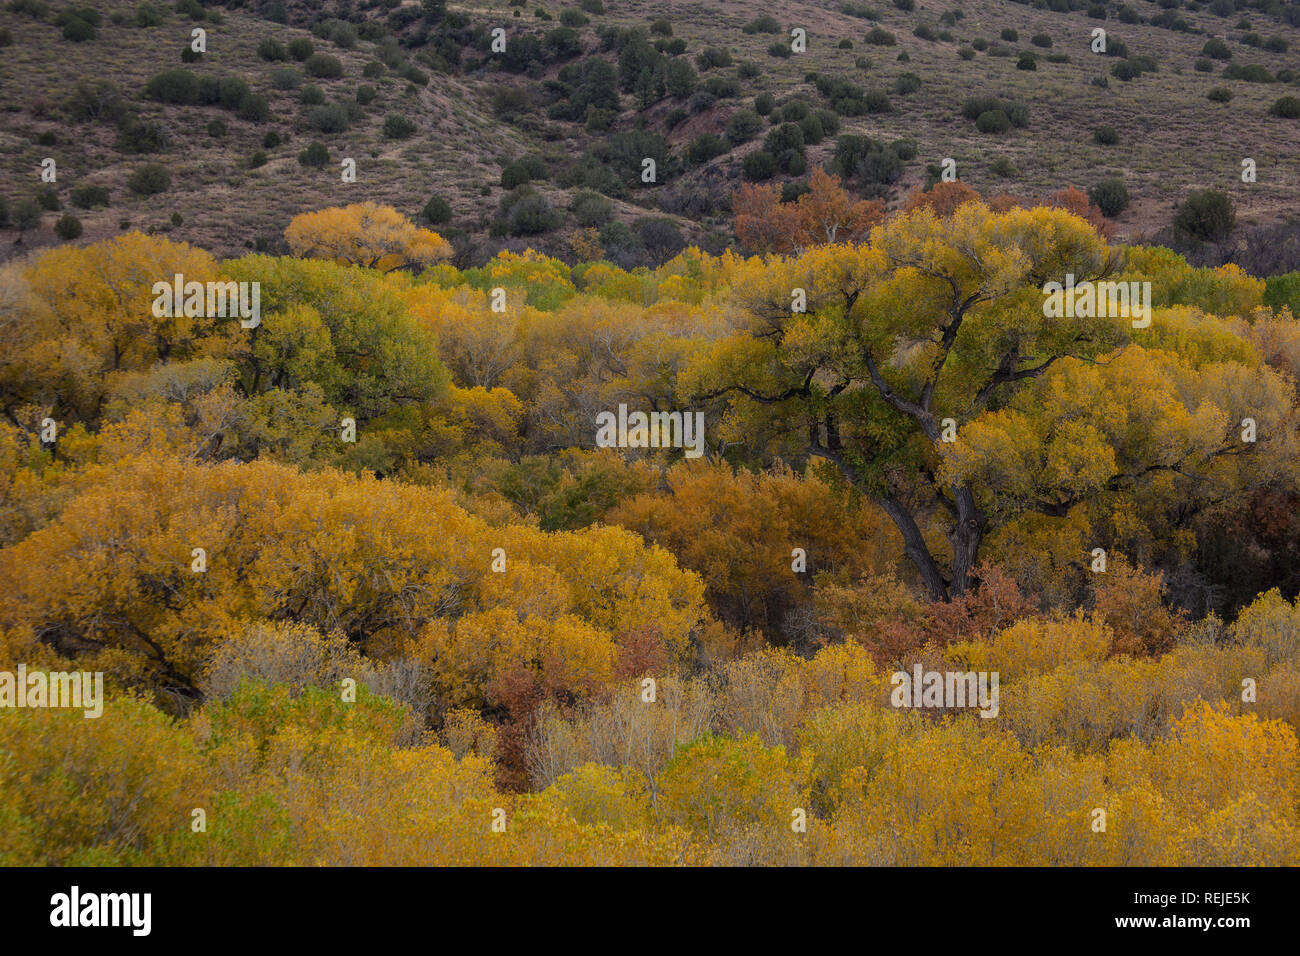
[733, 169, 884, 255]
[689, 202, 1298, 600]
[285, 202, 453, 273]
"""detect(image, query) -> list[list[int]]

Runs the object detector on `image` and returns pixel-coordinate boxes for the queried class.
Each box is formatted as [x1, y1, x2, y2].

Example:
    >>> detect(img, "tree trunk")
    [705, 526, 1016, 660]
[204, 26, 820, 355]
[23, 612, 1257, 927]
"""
[948, 485, 986, 596]
[878, 494, 950, 601]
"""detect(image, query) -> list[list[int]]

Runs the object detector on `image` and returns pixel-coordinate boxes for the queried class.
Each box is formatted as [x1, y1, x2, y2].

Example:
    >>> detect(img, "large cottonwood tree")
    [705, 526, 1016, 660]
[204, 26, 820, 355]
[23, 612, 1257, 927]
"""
[689, 203, 1297, 600]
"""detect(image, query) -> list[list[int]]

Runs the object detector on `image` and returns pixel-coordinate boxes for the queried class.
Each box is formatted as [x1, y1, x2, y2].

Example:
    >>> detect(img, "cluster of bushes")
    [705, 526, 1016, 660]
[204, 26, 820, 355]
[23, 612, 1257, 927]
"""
[959, 94, 1029, 133]
[829, 133, 913, 197]
[144, 70, 270, 121]
[491, 186, 561, 236]
[1175, 189, 1235, 242]
[1088, 179, 1130, 218]
[55, 5, 99, 41]
[813, 74, 893, 116]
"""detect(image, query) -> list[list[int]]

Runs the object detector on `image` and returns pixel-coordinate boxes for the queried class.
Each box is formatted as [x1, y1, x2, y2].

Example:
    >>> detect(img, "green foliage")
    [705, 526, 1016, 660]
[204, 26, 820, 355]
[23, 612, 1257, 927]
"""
[298, 141, 330, 167]
[305, 53, 344, 79]
[53, 213, 82, 240]
[1174, 189, 1235, 241]
[127, 164, 171, 195]
[383, 114, 417, 139]
[1089, 178, 1130, 217]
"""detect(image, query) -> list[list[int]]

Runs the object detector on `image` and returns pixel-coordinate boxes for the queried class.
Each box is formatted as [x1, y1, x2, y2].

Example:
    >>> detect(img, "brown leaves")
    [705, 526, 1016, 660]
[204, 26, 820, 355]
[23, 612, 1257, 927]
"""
[733, 169, 884, 255]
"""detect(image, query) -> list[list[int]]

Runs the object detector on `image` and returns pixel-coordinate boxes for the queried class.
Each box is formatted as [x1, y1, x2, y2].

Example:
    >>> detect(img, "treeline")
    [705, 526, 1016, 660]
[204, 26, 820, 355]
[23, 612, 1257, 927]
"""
[2, 196, 1300, 863]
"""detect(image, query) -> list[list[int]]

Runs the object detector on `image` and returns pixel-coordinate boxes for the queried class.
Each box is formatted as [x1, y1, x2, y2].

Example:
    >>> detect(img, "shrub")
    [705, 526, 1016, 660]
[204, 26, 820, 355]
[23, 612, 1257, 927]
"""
[35, 187, 60, 211]
[307, 103, 349, 133]
[262, 131, 282, 148]
[1194, 58, 1214, 73]
[768, 40, 791, 58]
[70, 184, 110, 208]
[305, 53, 344, 78]
[765, 122, 805, 155]
[271, 68, 301, 90]
[989, 157, 1017, 178]
[422, 196, 452, 224]
[127, 164, 171, 195]
[237, 93, 270, 122]
[248, 149, 268, 168]
[1089, 178, 1130, 217]
[12, 199, 40, 234]
[1031, 33, 1052, 48]
[1174, 189, 1235, 241]
[742, 150, 777, 180]
[570, 189, 612, 226]
[146, 69, 200, 104]
[1111, 59, 1143, 81]
[298, 142, 330, 167]
[400, 64, 429, 86]
[865, 27, 895, 45]
[914, 24, 937, 41]
[688, 133, 728, 164]
[1207, 86, 1233, 102]
[1263, 272, 1300, 317]
[1005, 101, 1029, 127]
[726, 109, 764, 144]
[60, 14, 95, 41]
[356, 84, 377, 106]
[754, 92, 775, 115]
[383, 114, 417, 138]
[687, 91, 715, 113]
[961, 94, 1001, 119]
[288, 38, 314, 61]
[117, 120, 168, 153]
[1222, 63, 1275, 83]
[958, 46, 974, 60]
[1270, 96, 1300, 118]
[1017, 53, 1037, 70]
[743, 15, 780, 34]
[894, 72, 921, 94]
[704, 75, 740, 99]
[976, 109, 1011, 133]
[207, 118, 227, 137]
[299, 84, 325, 105]
[54, 214, 82, 240]
[695, 47, 732, 70]
[1201, 38, 1231, 60]
[497, 187, 560, 236]
[136, 2, 164, 27]
[1001, 28, 1018, 41]
[501, 160, 536, 189]
[258, 38, 288, 61]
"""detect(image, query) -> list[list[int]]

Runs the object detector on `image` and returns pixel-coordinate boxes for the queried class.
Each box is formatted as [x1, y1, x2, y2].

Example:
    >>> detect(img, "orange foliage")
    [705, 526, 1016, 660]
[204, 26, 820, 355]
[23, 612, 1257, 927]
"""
[733, 169, 884, 254]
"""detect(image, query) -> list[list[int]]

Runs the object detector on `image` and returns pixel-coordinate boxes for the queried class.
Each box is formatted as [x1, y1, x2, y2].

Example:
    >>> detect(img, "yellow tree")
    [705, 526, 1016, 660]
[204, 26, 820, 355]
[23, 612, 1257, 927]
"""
[285, 202, 453, 273]
[689, 202, 1298, 600]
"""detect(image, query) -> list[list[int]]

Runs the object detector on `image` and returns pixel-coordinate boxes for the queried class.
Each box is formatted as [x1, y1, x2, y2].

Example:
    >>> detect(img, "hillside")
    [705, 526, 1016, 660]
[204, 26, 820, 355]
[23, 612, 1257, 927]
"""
[1, 0, 1299, 266]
